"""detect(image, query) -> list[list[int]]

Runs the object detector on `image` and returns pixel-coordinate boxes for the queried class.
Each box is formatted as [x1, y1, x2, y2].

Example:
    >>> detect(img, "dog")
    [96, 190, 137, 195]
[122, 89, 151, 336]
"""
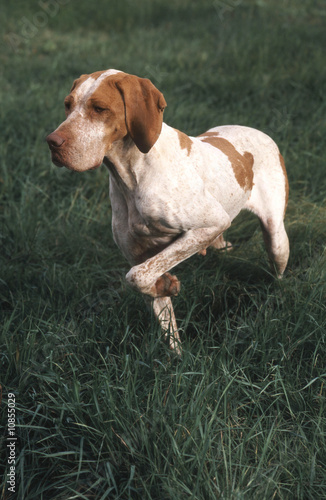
[46, 69, 289, 353]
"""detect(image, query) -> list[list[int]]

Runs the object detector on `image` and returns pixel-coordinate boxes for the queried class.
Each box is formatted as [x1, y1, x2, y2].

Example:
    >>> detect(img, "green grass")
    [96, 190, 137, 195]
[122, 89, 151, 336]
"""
[1, 0, 326, 498]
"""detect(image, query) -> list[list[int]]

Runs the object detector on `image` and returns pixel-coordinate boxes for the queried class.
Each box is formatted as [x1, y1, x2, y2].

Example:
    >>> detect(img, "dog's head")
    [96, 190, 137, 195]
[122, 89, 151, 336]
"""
[46, 69, 167, 171]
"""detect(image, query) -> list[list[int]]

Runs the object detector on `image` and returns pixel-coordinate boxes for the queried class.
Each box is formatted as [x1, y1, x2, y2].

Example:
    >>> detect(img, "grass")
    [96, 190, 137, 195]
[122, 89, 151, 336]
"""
[0, 0, 326, 498]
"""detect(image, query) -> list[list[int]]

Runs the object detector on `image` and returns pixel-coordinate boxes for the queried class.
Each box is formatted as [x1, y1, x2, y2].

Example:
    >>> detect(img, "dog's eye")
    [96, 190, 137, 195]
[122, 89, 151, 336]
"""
[93, 105, 107, 114]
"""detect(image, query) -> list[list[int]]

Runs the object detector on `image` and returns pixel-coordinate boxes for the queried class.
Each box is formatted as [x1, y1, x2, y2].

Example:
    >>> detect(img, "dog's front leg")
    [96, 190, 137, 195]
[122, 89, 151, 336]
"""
[126, 206, 230, 352]
[126, 223, 230, 298]
[144, 296, 180, 354]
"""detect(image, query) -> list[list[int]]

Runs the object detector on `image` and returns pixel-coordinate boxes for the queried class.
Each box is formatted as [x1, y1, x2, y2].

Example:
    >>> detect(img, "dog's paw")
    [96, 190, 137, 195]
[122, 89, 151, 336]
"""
[210, 234, 233, 252]
[154, 273, 180, 297]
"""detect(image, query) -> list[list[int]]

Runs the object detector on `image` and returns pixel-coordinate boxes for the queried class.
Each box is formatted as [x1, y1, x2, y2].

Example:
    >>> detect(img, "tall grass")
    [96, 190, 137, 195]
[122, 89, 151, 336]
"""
[1, 0, 326, 498]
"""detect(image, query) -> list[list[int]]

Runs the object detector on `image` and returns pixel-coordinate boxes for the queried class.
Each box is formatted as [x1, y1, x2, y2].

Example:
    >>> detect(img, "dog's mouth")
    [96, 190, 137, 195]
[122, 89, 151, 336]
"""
[51, 156, 65, 168]
[50, 151, 103, 171]
[49, 149, 65, 168]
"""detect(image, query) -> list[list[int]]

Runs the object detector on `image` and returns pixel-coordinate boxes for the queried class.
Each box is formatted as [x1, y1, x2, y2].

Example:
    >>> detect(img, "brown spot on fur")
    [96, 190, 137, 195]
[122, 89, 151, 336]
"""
[175, 129, 193, 156]
[201, 136, 254, 191]
[279, 153, 289, 213]
[154, 273, 180, 297]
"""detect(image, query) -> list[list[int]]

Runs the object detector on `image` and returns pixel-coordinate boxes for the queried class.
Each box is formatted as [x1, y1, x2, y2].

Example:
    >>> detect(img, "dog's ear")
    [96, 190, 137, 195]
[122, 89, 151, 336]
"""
[115, 75, 167, 153]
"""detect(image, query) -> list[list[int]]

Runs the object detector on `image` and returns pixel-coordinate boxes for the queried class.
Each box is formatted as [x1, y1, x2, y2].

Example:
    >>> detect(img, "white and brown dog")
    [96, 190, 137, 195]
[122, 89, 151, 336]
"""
[46, 69, 289, 353]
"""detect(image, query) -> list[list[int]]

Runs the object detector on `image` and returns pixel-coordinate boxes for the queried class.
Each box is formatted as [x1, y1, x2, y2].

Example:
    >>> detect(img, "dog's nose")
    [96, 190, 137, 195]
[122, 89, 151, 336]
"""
[46, 132, 65, 149]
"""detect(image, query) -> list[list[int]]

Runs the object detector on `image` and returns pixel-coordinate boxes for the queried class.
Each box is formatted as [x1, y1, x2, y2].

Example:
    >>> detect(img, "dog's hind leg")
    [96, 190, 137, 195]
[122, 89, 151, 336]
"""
[244, 149, 289, 278]
[246, 200, 289, 278]
[245, 159, 289, 277]
[259, 217, 289, 278]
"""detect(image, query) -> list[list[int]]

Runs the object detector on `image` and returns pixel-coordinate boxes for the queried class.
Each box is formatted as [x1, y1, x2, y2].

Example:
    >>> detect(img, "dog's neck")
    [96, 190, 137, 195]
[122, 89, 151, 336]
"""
[103, 135, 141, 191]
[103, 126, 167, 192]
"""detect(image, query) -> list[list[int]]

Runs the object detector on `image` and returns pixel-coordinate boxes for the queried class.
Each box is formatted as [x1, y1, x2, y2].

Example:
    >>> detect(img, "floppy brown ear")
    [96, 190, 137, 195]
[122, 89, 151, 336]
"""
[115, 75, 167, 153]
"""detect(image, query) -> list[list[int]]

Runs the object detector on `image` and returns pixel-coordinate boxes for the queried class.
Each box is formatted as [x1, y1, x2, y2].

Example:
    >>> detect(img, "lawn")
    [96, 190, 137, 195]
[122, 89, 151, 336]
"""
[0, 0, 326, 498]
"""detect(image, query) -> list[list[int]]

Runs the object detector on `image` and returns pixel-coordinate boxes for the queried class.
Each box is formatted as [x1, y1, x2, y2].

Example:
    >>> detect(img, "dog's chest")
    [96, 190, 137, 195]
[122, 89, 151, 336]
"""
[108, 171, 178, 244]
[127, 192, 181, 238]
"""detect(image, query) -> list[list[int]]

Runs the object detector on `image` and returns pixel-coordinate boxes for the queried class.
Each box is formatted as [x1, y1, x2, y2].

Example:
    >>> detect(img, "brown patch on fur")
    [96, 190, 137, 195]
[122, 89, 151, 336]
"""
[89, 78, 128, 147]
[279, 153, 289, 213]
[175, 129, 193, 156]
[201, 136, 254, 191]
[154, 273, 180, 297]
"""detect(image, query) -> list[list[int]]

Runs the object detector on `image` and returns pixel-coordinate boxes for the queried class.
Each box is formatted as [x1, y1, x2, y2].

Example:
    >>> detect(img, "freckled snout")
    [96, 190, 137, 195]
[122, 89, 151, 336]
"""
[46, 132, 65, 150]
[46, 125, 104, 171]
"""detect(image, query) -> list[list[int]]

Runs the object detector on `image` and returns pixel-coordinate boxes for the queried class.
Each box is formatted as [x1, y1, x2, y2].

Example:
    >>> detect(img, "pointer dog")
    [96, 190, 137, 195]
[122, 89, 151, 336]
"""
[46, 69, 289, 353]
